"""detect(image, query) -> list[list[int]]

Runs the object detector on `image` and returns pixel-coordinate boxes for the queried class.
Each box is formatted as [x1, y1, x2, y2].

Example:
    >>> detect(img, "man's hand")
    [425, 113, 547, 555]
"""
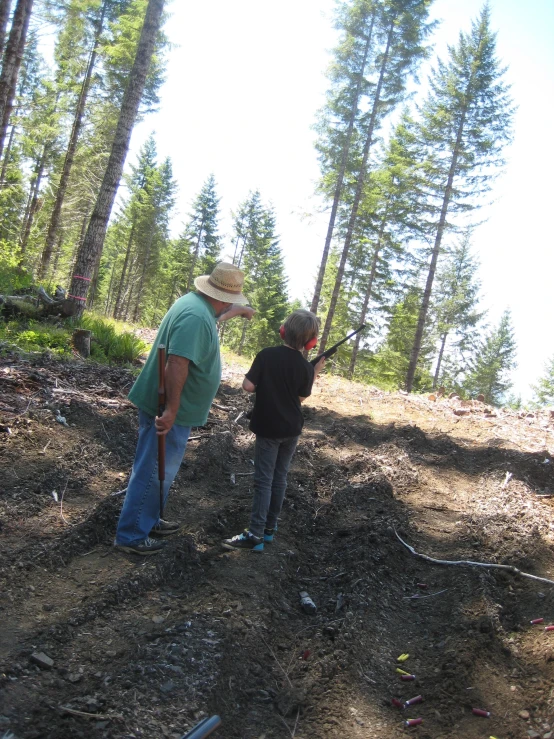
[314, 356, 326, 376]
[155, 408, 177, 436]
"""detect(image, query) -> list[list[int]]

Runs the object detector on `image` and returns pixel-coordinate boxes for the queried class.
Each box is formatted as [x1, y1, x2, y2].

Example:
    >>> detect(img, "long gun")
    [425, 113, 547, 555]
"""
[310, 325, 366, 366]
[181, 715, 222, 739]
[157, 344, 166, 518]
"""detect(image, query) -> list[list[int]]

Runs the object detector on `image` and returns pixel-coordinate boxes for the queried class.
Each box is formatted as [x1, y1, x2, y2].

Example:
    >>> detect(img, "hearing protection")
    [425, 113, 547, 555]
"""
[279, 325, 318, 351]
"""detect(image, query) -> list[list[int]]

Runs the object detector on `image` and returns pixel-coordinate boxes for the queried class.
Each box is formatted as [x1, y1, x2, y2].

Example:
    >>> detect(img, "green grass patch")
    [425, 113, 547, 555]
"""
[76, 315, 148, 365]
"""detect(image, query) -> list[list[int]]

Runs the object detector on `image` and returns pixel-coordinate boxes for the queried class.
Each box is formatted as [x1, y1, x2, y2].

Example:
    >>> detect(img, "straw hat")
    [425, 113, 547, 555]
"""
[194, 262, 248, 305]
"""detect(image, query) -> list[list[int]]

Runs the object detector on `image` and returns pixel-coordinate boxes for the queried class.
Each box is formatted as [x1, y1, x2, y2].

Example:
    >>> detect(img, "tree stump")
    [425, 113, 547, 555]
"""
[73, 329, 91, 358]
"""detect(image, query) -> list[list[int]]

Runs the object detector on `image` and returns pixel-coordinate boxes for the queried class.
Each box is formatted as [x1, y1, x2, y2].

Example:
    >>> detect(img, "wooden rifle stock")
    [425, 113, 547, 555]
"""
[157, 344, 166, 518]
[310, 325, 365, 366]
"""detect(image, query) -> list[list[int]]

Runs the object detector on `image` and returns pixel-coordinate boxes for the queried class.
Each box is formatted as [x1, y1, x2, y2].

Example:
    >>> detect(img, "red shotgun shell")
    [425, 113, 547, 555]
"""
[400, 674, 417, 681]
[404, 718, 423, 726]
[530, 618, 544, 624]
[404, 695, 423, 707]
[392, 698, 403, 708]
[545, 625, 554, 632]
[472, 708, 491, 717]
[416, 583, 428, 589]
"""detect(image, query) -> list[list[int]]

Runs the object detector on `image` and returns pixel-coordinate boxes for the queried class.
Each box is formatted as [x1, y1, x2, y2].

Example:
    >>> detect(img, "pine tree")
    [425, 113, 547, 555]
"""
[531, 356, 554, 408]
[370, 285, 433, 390]
[183, 174, 221, 292]
[406, 5, 514, 391]
[224, 191, 288, 356]
[67, 0, 165, 315]
[464, 310, 516, 405]
[311, 0, 377, 315]
[318, 0, 435, 353]
[431, 231, 483, 389]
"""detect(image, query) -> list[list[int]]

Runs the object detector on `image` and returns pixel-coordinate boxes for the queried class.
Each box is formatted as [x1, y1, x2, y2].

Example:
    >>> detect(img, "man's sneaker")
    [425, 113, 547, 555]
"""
[115, 537, 166, 556]
[222, 530, 264, 552]
[150, 519, 181, 538]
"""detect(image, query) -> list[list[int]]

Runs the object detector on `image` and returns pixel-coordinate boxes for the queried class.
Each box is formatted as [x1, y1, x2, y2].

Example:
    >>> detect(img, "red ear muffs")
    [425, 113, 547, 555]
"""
[304, 337, 318, 351]
[279, 325, 286, 340]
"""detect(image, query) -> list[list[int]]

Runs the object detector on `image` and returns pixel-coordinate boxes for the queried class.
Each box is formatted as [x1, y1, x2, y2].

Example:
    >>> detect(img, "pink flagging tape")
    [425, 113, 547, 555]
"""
[73, 275, 91, 281]
[67, 294, 87, 302]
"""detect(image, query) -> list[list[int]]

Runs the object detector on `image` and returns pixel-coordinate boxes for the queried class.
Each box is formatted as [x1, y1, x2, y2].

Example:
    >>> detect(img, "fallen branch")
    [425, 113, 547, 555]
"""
[57, 705, 121, 720]
[403, 589, 449, 600]
[394, 529, 554, 586]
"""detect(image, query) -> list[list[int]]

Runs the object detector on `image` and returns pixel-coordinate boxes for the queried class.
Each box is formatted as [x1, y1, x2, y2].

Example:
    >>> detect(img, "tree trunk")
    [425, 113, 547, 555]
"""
[39, 1, 106, 279]
[185, 215, 204, 292]
[68, 0, 165, 317]
[113, 222, 135, 318]
[0, 0, 33, 161]
[73, 329, 91, 357]
[133, 215, 157, 321]
[319, 20, 395, 353]
[20, 144, 47, 254]
[347, 210, 388, 378]
[0, 121, 15, 183]
[237, 319, 247, 356]
[50, 232, 63, 278]
[405, 110, 468, 392]
[0, 0, 12, 60]
[432, 331, 448, 389]
[310, 11, 375, 316]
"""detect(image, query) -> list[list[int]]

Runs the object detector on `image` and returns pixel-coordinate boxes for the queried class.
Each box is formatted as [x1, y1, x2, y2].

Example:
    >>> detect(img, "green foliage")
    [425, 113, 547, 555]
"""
[223, 191, 289, 357]
[0, 242, 33, 293]
[0, 320, 72, 356]
[370, 286, 433, 391]
[532, 355, 554, 407]
[463, 310, 517, 405]
[77, 315, 148, 363]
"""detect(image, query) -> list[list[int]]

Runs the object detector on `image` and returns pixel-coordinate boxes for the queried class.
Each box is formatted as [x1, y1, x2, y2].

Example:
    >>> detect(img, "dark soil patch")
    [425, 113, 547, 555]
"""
[1, 355, 554, 738]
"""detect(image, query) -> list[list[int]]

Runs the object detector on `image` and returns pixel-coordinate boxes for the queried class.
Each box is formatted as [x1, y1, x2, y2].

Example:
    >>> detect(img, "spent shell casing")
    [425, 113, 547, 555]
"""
[472, 708, 491, 717]
[397, 653, 410, 662]
[404, 695, 423, 707]
[545, 625, 554, 632]
[416, 583, 428, 589]
[404, 718, 423, 726]
[391, 698, 403, 708]
[400, 674, 417, 681]
[396, 668, 411, 675]
[530, 618, 544, 624]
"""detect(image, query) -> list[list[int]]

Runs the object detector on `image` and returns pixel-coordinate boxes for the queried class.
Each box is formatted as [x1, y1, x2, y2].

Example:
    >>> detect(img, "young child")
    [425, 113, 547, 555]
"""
[223, 309, 325, 551]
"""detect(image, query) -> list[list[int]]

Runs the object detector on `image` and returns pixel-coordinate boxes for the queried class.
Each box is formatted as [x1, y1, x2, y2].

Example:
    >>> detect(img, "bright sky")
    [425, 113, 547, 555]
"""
[129, 0, 554, 401]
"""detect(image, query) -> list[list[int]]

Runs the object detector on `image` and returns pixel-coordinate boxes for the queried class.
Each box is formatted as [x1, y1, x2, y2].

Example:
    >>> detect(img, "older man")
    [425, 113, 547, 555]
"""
[115, 262, 254, 555]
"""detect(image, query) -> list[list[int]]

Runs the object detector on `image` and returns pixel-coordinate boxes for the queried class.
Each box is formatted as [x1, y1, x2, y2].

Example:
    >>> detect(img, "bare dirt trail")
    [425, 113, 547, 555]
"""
[1, 354, 554, 739]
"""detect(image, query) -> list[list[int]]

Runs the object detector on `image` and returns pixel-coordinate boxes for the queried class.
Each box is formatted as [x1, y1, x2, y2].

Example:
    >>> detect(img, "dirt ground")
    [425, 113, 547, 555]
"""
[1, 350, 554, 739]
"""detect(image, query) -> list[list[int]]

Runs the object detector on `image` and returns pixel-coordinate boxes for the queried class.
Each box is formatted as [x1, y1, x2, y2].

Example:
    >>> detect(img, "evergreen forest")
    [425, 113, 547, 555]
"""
[0, 0, 549, 408]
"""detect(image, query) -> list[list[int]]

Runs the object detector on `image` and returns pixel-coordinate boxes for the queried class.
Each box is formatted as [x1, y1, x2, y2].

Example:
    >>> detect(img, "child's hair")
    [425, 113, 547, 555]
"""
[283, 309, 319, 350]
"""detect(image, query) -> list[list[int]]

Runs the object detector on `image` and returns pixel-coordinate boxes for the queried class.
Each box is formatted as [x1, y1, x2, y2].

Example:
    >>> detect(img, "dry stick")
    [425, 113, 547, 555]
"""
[57, 705, 120, 720]
[59, 478, 70, 524]
[394, 529, 554, 586]
[403, 589, 448, 600]
[260, 635, 293, 689]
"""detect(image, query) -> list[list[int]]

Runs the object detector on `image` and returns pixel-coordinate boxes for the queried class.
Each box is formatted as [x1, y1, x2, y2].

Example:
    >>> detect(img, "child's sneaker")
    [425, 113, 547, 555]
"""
[264, 524, 278, 543]
[222, 530, 264, 552]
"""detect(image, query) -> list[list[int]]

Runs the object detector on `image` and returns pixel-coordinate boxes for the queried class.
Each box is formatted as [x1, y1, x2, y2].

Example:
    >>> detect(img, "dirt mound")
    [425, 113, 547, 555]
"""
[1, 355, 554, 738]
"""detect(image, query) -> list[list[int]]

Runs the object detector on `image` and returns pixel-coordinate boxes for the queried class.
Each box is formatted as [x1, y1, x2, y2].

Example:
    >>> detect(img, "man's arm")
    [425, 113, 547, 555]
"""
[217, 304, 255, 323]
[155, 354, 190, 435]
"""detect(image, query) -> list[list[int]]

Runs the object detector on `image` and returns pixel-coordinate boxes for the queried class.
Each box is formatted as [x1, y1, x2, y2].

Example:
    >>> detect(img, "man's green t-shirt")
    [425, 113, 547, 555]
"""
[128, 292, 221, 427]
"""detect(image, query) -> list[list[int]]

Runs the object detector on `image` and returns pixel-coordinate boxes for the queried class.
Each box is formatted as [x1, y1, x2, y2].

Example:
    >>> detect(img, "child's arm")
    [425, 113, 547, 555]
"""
[299, 357, 325, 402]
[243, 377, 256, 393]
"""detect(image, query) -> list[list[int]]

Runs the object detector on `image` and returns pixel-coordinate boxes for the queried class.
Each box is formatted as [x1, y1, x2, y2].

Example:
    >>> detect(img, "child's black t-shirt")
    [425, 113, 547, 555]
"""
[245, 345, 315, 439]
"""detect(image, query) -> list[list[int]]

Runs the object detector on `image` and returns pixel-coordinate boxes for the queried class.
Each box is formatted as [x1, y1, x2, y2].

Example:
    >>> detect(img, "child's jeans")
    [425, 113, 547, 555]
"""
[249, 434, 299, 538]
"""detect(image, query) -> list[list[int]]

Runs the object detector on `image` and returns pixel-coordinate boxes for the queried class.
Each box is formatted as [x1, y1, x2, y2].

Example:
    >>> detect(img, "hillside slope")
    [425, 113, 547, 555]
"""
[1, 353, 553, 738]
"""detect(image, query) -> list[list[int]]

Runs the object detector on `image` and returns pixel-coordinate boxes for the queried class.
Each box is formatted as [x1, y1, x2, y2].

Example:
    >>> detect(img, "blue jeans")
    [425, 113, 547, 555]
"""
[249, 435, 299, 538]
[115, 410, 191, 546]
